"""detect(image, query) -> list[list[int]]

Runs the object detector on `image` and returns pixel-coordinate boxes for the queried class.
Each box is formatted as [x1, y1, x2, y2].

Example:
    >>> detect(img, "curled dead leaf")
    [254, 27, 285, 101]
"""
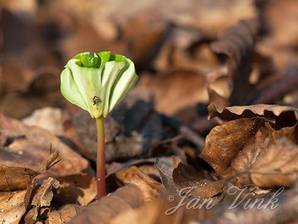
[24, 177, 60, 223]
[202, 105, 298, 188]
[211, 19, 258, 105]
[209, 104, 298, 128]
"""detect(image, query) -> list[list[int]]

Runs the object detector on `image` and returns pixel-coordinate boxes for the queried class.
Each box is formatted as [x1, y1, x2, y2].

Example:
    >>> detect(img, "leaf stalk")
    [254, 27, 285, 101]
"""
[95, 117, 106, 198]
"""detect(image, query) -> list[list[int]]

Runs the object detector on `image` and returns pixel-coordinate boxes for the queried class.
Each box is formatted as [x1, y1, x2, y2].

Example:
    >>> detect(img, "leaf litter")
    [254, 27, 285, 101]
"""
[1, 0, 298, 223]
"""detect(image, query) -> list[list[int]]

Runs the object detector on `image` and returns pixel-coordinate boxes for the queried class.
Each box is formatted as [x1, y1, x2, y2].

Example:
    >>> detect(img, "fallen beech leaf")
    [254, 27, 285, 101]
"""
[48, 205, 81, 224]
[70, 184, 145, 224]
[0, 191, 27, 224]
[0, 165, 39, 191]
[209, 104, 298, 127]
[172, 163, 224, 198]
[0, 113, 89, 176]
[115, 166, 161, 202]
[155, 158, 222, 212]
[201, 118, 264, 175]
[202, 104, 298, 188]
[106, 158, 156, 176]
[227, 124, 298, 187]
[250, 137, 298, 187]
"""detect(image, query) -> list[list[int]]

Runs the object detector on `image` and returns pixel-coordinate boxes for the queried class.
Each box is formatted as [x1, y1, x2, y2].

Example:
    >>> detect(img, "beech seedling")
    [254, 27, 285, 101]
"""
[60, 51, 138, 198]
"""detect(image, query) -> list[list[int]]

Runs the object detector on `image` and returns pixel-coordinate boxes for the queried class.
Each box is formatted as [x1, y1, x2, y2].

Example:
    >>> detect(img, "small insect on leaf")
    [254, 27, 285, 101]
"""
[93, 96, 102, 105]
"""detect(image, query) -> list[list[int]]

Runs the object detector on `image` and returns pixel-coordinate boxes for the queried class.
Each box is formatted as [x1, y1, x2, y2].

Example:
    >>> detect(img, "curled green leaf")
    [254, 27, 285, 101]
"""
[60, 51, 138, 118]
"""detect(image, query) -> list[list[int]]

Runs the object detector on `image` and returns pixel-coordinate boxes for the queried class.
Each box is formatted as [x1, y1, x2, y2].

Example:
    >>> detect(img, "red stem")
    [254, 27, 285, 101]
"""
[96, 117, 106, 198]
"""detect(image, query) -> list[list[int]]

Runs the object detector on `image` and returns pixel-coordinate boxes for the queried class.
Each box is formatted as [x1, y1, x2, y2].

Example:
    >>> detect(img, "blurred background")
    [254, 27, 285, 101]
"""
[0, 0, 297, 127]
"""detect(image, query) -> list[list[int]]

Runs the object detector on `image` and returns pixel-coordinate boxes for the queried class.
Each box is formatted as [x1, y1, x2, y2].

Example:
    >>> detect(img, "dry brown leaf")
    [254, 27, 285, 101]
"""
[0, 165, 39, 191]
[30, 177, 60, 208]
[227, 124, 298, 187]
[70, 184, 145, 224]
[0, 191, 27, 224]
[250, 137, 298, 187]
[0, 113, 89, 176]
[172, 163, 224, 198]
[137, 163, 161, 179]
[201, 118, 264, 175]
[0, 172, 89, 224]
[209, 104, 298, 127]
[48, 205, 81, 224]
[115, 166, 161, 202]
[0, 175, 61, 224]
[106, 158, 156, 177]
[24, 177, 60, 223]
[202, 105, 298, 188]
